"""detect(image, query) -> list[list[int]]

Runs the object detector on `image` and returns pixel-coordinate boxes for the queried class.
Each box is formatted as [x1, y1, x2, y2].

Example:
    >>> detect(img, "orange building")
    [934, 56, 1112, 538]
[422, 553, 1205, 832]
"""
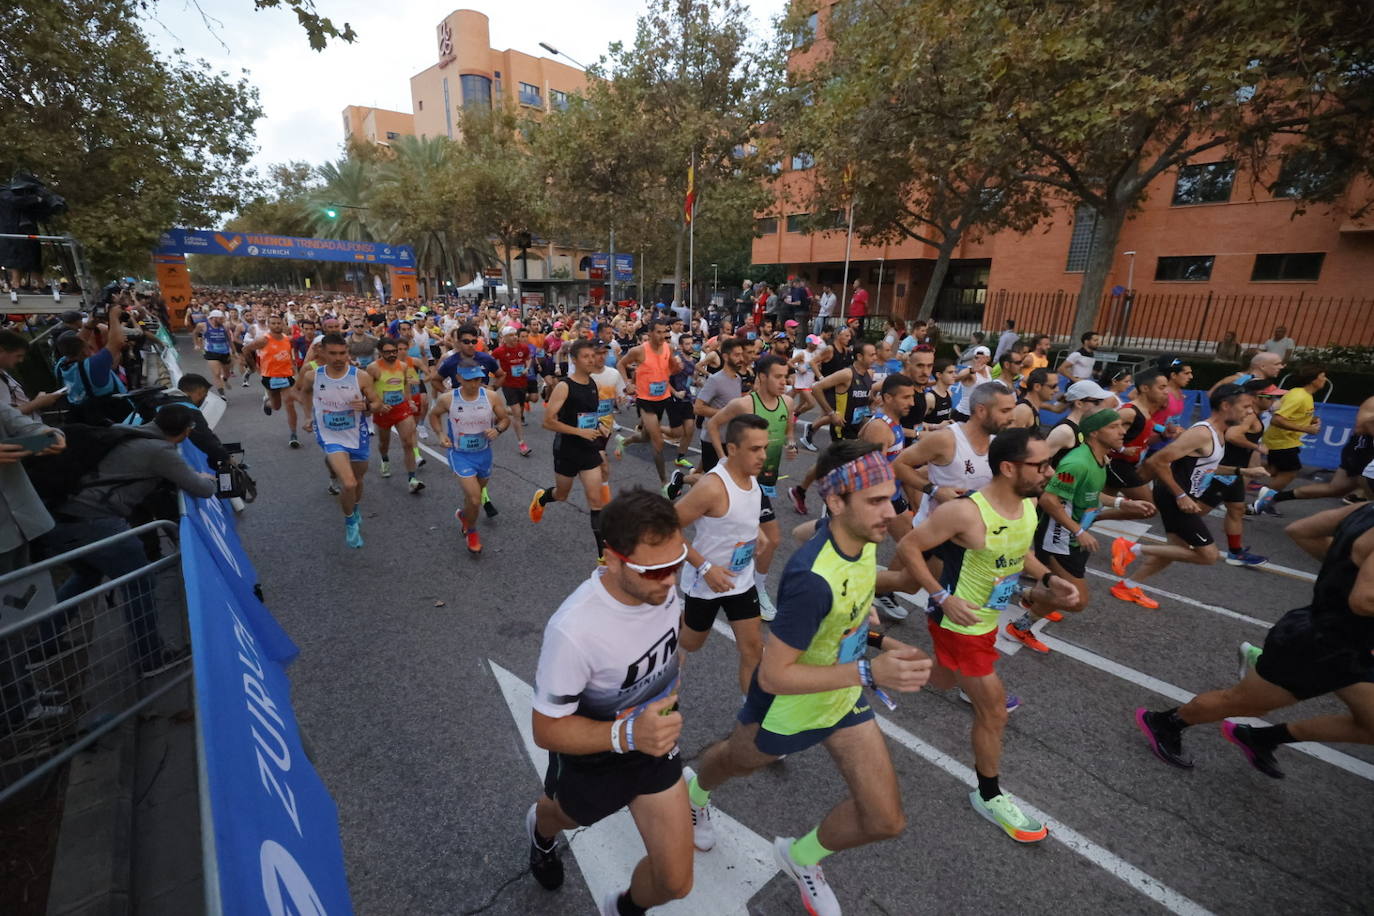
[341, 106, 415, 147]
[755, 11, 1374, 350]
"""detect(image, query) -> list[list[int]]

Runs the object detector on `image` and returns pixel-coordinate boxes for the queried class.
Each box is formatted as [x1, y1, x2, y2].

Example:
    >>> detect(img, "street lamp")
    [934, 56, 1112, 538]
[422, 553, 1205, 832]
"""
[1122, 250, 1137, 292]
[539, 42, 589, 70]
[711, 263, 718, 305]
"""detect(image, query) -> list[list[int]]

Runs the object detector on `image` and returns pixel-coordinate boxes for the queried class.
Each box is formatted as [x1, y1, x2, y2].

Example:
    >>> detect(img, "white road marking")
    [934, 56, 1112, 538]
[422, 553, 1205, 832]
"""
[1094, 521, 1316, 583]
[1081, 569, 1271, 628]
[489, 661, 778, 914]
[1036, 632, 1374, 783]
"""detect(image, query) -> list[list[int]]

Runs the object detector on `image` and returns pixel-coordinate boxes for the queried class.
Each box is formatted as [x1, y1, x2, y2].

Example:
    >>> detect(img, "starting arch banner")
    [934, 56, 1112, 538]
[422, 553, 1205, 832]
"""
[156, 229, 415, 266]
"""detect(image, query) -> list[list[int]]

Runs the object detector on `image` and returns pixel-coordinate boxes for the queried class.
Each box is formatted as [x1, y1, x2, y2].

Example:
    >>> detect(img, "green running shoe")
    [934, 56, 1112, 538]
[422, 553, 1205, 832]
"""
[1237, 641, 1262, 681]
[969, 790, 1048, 843]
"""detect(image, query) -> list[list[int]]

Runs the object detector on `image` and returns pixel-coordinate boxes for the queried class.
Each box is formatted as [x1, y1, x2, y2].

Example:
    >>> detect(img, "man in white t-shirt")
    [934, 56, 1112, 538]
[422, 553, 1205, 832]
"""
[1259, 325, 1296, 361]
[1059, 331, 1100, 381]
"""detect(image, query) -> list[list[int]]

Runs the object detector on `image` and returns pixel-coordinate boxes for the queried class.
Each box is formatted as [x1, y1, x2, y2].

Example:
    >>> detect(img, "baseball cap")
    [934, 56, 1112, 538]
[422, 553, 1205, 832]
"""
[784, 319, 799, 328]
[1258, 384, 1287, 397]
[1065, 380, 1112, 401]
[208, 309, 225, 319]
[773, 331, 789, 340]
[501, 325, 518, 337]
[970, 345, 991, 358]
[806, 334, 823, 346]
[457, 364, 487, 380]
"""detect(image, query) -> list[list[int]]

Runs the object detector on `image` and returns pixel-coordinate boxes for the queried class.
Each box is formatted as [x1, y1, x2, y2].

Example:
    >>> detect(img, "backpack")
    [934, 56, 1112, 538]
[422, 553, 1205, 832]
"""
[24, 424, 150, 508]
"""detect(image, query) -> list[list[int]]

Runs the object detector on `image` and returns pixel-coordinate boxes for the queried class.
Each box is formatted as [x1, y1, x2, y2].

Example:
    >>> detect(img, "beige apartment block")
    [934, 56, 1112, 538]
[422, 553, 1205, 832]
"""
[341, 106, 415, 147]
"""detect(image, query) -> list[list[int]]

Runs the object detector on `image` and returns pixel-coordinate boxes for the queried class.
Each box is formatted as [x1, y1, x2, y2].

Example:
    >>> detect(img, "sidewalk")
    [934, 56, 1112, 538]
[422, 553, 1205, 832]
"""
[130, 677, 202, 915]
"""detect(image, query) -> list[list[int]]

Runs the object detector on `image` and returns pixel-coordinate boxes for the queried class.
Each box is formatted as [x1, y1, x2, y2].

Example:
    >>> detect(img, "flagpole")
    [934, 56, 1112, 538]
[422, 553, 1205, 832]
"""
[688, 149, 696, 322]
[838, 197, 855, 323]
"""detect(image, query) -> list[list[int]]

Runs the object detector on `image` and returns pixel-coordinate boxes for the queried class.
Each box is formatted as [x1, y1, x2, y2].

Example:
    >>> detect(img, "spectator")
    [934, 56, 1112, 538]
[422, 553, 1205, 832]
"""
[993, 319, 1020, 361]
[1260, 325, 1296, 361]
[783, 275, 811, 326]
[926, 319, 943, 352]
[35, 405, 215, 676]
[734, 280, 753, 326]
[960, 330, 988, 361]
[847, 278, 868, 318]
[1026, 334, 1052, 370]
[1059, 330, 1100, 381]
[0, 330, 63, 415]
[137, 373, 232, 466]
[814, 284, 837, 335]
[1215, 330, 1242, 364]
[54, 303, 129, 422]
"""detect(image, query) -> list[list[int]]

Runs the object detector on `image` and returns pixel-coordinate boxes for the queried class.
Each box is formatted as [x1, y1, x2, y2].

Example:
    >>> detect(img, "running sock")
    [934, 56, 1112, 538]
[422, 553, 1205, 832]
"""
[600, 482, 612, 504]
[754, 570, 768, 593]
[977, 770, 1001, 802]
[1011, 612, 1034, 631]
[789, 827, 833, 867]
[1243, 723, 1295, 751]
[413, 446, 421, 461]
[615, 891, 647, 916]
[1273, 490, 1297, 503]
[538, 487, 557, 506]
[1123, 577, 1142, 589]
[1227, 533, 1244, 552]
[590, 510, 606, 557]
[688, 774, 711, 807]
[481, 486, 491, 504]
[1130, 543, 1143, 558]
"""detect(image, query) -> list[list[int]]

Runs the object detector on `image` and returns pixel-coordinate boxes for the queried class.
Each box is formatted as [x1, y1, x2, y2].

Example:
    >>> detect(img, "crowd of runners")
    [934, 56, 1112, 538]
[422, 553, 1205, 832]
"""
[184, 291, 1374, 916]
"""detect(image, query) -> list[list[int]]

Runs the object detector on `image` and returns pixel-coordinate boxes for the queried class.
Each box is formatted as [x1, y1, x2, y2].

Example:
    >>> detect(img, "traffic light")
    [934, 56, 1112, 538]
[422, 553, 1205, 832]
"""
[324, 206, 338, 219]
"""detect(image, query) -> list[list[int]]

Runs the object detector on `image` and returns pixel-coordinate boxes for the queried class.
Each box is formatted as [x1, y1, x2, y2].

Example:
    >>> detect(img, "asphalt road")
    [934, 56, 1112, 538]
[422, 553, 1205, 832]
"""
[210, 371, 1374, 916]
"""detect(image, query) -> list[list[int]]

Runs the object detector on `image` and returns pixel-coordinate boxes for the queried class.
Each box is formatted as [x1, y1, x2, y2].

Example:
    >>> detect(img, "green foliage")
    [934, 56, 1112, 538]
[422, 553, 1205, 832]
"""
[1289, 344, 1374, 371]
[249, 0, 357, 50]
[0, 0, 263, 279]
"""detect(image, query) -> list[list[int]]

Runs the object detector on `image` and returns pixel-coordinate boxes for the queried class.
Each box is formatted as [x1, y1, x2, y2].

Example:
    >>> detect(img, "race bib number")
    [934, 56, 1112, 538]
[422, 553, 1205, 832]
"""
[648, 381, 667, 397]
[510, 364, 526, 377]
[577, 412, 599, 429]
[851, 406, 872, 423]
[382, 389, 405, 406]
[1189, 468, 1213, 495]
[457, 434, 487, 452]
[598, 397, 616, 416]
[728, 540, 756, 572]
[268, 376, 291, 389]
[761, 484, 777, 499]
[323, 410, 355, 432]
[987, 572, 1019, 611]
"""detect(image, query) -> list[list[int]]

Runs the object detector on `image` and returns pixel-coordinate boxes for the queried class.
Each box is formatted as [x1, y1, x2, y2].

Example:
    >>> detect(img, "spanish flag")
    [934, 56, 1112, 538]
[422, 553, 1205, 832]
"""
[684, 159, 696, 224]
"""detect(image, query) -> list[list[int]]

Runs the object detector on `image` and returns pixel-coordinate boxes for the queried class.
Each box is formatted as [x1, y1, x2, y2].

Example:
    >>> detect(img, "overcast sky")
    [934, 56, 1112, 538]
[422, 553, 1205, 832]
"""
[141, 0, 788, 174]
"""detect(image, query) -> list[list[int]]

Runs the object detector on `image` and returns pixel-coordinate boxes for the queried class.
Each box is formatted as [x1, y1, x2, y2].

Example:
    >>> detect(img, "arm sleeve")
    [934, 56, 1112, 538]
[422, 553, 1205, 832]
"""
[769, 569, 834, 652]
[532, 624, 591, 719]
[188, 415, 231, 465]
[151, 444, 216, 497]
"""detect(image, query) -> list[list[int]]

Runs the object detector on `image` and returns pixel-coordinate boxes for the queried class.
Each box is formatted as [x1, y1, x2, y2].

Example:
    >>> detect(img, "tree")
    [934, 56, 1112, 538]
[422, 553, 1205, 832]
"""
[0, 0, 263, 279]
[775, 3, 1048, 320]
[246, 0, 356, 50]
[948, 0, 1374, 337]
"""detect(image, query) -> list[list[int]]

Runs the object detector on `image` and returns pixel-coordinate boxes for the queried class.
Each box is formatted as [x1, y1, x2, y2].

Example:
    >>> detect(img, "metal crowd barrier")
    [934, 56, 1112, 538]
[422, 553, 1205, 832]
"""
[0, 520, 189, 804]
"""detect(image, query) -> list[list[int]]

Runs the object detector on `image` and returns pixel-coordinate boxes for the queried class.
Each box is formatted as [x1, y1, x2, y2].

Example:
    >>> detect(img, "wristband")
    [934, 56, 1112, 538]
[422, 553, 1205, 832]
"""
[1040, 572, 1052, 589]
[1175, 492, 1190, 502]
[1113, 495, 1124, 509]
[625, 714, 638, 752]
[698, 561, 713, 577]
[867, 629, 885, 650]
[610, 719, 624, 754]
[929, 587, 950, 605]
[857, 658, 875, 688]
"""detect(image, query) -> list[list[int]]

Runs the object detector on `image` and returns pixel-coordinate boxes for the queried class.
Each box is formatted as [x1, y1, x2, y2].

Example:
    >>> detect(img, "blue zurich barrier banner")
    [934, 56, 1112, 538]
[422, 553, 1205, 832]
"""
[157, 228, 415, 267]
[1187, 394, 1355, 470]
[179, 442, 353, 915]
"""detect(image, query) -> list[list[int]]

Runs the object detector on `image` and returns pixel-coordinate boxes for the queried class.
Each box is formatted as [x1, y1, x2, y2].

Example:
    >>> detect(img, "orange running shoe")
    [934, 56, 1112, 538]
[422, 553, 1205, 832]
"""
[529, 488, 547, 523]
[1110, 582, 1159, 609]
[465, 529, 482, 554]
[1045, 611, 1064, 622]
[600, 483, 612, 505]
[1005, 622, 1050, 653]
[1111, 537, 1138, 577]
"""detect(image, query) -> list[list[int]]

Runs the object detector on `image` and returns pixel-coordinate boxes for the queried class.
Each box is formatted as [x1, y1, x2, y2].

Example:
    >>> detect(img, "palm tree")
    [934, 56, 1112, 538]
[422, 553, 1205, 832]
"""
[304, 158, 376, 242]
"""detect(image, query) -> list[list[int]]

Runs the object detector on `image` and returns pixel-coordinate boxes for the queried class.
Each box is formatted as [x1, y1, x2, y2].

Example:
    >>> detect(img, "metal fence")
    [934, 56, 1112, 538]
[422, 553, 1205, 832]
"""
[978, 289, 1374, 354]
[0, 521, 190, 805]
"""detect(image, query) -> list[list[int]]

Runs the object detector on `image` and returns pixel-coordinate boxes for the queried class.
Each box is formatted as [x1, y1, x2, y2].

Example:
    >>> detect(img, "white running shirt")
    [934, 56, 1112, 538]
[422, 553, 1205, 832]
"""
[312, 365, 368, 450]
[683, 465, 762, 599]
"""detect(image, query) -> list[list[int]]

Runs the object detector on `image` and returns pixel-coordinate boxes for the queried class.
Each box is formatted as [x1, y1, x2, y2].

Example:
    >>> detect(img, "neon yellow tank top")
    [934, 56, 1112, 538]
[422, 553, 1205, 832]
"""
[372, 361, 411, 408]
[940, 491, 1037, 636]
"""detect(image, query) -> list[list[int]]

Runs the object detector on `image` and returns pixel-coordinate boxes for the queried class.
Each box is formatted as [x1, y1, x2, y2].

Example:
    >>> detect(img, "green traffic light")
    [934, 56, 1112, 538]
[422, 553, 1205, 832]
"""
[325, 207, 338, 219]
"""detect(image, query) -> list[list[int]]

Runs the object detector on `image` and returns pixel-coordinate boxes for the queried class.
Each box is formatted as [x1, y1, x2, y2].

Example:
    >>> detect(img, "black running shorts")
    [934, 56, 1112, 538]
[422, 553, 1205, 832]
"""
[683, 586, 760, 632]
[1268, 446, 1303, 473]
[1153, 480, 1221, 547]
[636, 397, 669, 419]
[699, 438, 720, 473]
[503, 385, 527, 407]
[543, 749, 682, 827]
[1340, 435, 1374, 477]
[1200, 474, 1245, 505]
[553, 443, 603, 478]
[666, 396, 694, 428]
[1255, 606, 1374, 700]
[1107, 458, 1144, 490]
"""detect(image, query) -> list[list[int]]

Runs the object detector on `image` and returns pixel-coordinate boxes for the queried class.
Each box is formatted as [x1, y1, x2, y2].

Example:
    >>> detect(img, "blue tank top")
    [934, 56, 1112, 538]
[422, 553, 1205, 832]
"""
[204, 326, 231, 354]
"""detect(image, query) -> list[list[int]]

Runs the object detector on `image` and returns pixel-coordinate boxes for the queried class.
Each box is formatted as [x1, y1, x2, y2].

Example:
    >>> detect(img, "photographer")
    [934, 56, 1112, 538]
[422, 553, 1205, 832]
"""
[35, 404, 214, 676]
[54, 303, 129, 422]
[135, 372, 231, 465]
[0, 330, 63, 415]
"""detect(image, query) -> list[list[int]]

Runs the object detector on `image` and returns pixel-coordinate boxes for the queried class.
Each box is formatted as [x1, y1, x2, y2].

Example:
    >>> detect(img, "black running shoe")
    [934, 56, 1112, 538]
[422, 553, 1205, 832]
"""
[666, 468, 686, 500]
[483, 500, 499, 518]
[1221, 722, 1285, 779]
[1134, 708, 1194, 769]
[526, 803, 563, 890]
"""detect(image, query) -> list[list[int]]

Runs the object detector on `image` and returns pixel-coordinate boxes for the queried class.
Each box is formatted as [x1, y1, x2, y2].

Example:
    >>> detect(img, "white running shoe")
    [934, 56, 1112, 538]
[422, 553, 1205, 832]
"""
[380, 459, 391, 478]
[417, 425, 430, 440]
[758, 588, 777, 623]
[772, 836, 840, 916]
[875, 592, 907, 620]
[682, 767, 716, 852]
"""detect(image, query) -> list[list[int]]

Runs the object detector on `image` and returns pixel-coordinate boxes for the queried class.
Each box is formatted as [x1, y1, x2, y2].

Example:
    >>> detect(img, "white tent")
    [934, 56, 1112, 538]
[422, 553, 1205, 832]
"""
[454, 277, 509, 294]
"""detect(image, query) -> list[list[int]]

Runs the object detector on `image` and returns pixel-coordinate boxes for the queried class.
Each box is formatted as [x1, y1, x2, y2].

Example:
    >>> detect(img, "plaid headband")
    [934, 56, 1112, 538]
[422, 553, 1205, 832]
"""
[818, 450, 895, 501]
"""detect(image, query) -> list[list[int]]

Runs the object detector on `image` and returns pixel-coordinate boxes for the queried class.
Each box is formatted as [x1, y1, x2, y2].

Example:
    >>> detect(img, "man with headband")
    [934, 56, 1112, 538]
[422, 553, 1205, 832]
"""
[685, 441, 932, 916]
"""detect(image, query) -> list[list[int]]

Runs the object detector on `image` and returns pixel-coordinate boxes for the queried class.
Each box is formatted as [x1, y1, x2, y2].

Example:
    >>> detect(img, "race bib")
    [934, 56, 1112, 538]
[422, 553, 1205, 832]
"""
[457, 434, 487, 452]
[577, 412, 599, 429]
[837, 623, 869, 663]
[851, 406, 872, 423]
[728, 540, 756, 572]
[761, 484, 777, 499]
[648, 381, 667, 397]
[323, 410, 355, 431]
[382, 389, 405, 406]
[987, 572, 1019, 611]
[510, 364, 526, 377]
[598, 397, 616, 416]
[268, 376, 291, 389]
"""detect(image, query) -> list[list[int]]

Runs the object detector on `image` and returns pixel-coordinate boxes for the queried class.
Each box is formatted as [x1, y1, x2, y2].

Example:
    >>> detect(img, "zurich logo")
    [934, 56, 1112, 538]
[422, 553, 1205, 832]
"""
[247, 245, 260, 256]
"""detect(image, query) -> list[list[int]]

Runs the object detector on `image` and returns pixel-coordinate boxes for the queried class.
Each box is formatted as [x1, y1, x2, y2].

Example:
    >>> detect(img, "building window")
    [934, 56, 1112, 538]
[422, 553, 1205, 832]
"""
[385, 131, 400, 140]
[417, 99, 424, 111]
[550, 89, 570, 111]
[494, 71, 503, 96]
[461, 74, 493, 109]
[791, 152, 815, 170]
[442, 78, 453, 138]
[1154, 255, 1215, 282]
[756, 217, 778, 235]
[1270, 147, 1353, 201]
[792, 11, 818, 47]
[1064, 205, 1098, 272]
[786, 214, 807, 233]
[1172, 161, 1235, 205]
[518, 81, 543, 108]
[1251, 252, 1324, 282]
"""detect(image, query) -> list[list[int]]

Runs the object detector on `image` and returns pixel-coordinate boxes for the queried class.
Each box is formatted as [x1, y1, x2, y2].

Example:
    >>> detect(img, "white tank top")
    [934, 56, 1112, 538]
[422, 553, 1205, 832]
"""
[792, 349, 816, 388]
[683, 464, 762, 599]
[1185, 420, 1225, 496]
[447, 387, 495, 452]
[313, 366, 368, 449]
[915, 423, 992, 522]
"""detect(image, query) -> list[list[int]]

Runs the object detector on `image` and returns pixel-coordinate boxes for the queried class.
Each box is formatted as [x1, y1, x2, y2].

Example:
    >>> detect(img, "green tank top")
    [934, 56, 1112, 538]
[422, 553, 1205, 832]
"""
[750, 391, 788, 489]
[939, 491, 1037, 636]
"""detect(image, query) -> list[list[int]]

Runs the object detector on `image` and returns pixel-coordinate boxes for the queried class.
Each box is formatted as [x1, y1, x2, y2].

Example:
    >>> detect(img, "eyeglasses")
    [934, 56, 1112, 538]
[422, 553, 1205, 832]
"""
[1078, 398, 1103, 406]
[1011, 459, 1052, 473]
[605, 544, 689, 580]
[379, 349, 398, 356]
[459, 338, 478, 344]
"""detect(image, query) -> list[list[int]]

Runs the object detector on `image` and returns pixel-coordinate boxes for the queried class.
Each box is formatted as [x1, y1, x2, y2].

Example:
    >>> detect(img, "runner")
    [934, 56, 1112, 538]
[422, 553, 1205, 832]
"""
[437, 323, 502, 391]
[859, 374, 919, 619]
[1210, 378, 1274, 565]
[366, 338, 426, 494]
[882, 427, 1076, 843]
[675, 413, 768, 694]
[705, 355, 799, 621]
[1103, 368, 1170, 503]
[1252, 366, 1331, 513]
[788, 341, 877, 514]
[664, 332, 699, 472]
[523, 489, 693, 916]
[492, 326, 535, 457]
[346, 322, 379, 369]
[240, 314, 301, 447]
[687, 441, 933, 916]
[1045, 380, 1112, 466]
[1258, 393, 1374, 509]
[789, 333, 823, 450]
[1209, 350, 1285, 393]
[666, 337, 747, 498]
[430, 360, 510, 554]
[1109, 384, 1264, 607]
[800, 326, 854, 450]
[1012, 409, 1157, 652]
[1136, 502, 1374, 778]
[590, 339, 628, 507]
[292, 333, 383, 548]
[614, 317, 683, 487]
[925, 359, 958, 427]
[194, 309, 233, 395]
[898, 346, 935, 445]
[1010, 367, 1061, 434]
[530, 339, 610, 559]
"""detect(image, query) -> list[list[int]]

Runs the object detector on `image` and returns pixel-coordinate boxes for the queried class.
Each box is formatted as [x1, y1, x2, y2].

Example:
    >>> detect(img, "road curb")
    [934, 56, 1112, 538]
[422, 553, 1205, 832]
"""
[46, 719, 135, 916]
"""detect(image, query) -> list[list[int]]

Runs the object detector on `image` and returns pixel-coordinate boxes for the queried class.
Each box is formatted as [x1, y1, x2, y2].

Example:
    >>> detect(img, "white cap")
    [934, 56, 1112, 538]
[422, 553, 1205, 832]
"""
[208, 309, 225, 319]
[501, 325, 518, 337]
[1065, 380, 1112, 401]
[970, 345, 991, 358]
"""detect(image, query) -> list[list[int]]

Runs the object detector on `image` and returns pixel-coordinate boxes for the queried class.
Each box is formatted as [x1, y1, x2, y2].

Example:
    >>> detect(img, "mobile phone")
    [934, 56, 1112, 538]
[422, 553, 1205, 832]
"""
[1, 432, 57, 452]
